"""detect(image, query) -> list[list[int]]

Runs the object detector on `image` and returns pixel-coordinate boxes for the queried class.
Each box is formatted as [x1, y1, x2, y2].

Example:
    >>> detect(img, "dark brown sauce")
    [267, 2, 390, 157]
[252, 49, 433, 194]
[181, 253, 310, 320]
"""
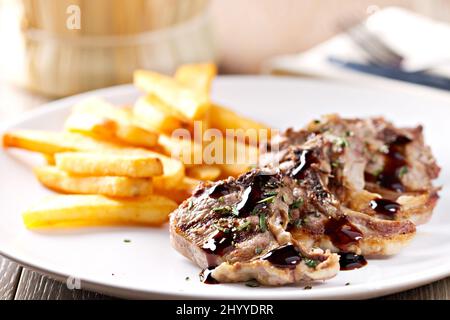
[262, 244, 302, 269]
[208, 183, 232, 199]
[236, 172, 278, 216]
[291, 149, 316, 180]
[199, 267, 219, 284]
[202, 230, 234, 257]
[324, 217, 363, 251]
[366, 134, 411, 192]
[339, 252, 367, 270]
[370, 198, 401, 215]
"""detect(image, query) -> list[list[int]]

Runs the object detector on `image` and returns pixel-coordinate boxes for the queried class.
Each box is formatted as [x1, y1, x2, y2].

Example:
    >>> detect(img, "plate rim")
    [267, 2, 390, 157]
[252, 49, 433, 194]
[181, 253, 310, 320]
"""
[1, 77, 449, 299]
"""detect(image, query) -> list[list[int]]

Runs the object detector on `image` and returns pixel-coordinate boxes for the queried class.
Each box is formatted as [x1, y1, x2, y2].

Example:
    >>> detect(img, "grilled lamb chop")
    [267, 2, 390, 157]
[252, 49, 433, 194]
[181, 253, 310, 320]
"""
[170, 115, 438, 285]
[262, 114, 440, 225]
[170, 169, 340, 285]
[262, 135, 416, 256]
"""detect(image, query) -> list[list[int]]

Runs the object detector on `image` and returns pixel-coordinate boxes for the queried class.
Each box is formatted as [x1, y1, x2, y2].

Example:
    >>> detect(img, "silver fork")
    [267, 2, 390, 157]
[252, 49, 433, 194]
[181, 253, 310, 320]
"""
[339, 20, 404, 68]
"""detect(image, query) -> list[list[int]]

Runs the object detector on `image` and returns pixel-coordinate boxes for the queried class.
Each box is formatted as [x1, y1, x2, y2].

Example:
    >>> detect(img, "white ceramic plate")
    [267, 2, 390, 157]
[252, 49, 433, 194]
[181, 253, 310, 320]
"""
[1, 77, 449, 300]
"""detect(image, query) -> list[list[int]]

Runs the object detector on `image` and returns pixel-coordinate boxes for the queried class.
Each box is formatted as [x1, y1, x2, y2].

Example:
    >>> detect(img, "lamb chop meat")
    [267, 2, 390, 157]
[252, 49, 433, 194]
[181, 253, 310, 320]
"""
[170, 115, 439, 285]
[170, 169, 340, 285]
[262, 114, 441, 224]
[262, 135, 416, 256]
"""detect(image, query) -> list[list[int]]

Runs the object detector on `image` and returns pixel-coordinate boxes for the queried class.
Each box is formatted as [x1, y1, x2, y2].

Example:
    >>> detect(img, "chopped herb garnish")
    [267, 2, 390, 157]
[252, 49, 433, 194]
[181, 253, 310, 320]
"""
[304, 258, 318, 268]
[232, 206, 239, 216]
[237, 220, 251, 231]
[345, 130, 354, 137]
[373, 167, 384, 177]
[212, 206, 233, 215]
[218, 196, 225, 204]
[259, 214, 267, 232]
[213, 223, 231, 233]
[398, 166, 408, 178]
[123, 239, 131, 243]
[337, 137, 350, 148]
[245, 279, 260, 287]
[294, 219, 303, 228]
[331, 161, 341, 168]
[264, 190, 278, 197]
[304, 285, 312, 290]
[255, 247, 263, 255]
[290, 198, 304, 209]
[257, 195, 276, 204]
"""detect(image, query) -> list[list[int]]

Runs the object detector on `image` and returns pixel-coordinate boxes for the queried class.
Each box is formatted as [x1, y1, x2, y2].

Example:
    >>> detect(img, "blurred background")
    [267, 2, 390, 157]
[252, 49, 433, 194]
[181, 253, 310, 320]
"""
[1, 0, 450, 100]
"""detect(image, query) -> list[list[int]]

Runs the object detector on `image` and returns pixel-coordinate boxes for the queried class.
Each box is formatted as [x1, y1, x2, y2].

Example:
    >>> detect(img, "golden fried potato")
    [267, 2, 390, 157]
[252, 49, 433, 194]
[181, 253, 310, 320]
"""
[22, 194, 178, 228]
[214, 137, 259, 178]
[155, 177, 201, 204]
[67, 98, 159, 147]
[64, 112, 117, 139]
[174, 63, 217, 96]
[133, 95, 186, 134]
[207, 104, 271, 141]
[34, 165, 153, 197]
[158, 134, 203, 166]
[186, 165, 221, 181]
[149, 151, 185, 189]
[3, 130, 119, 154]
[55, 152, 163, 178]
[134, 69, 210, 120]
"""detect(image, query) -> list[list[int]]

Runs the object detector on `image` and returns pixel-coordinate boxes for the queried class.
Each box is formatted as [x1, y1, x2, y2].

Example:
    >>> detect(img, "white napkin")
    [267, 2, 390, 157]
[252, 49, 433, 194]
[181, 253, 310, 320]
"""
[263, 7, 450, 83]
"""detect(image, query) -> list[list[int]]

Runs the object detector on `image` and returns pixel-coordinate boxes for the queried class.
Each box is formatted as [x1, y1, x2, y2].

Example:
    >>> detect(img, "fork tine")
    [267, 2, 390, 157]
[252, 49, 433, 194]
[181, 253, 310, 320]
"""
[353, 24, 404, 67]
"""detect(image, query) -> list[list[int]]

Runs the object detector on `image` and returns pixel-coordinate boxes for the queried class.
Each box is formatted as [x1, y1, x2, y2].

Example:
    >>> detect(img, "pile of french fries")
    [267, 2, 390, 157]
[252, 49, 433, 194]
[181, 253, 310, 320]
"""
[2, 63, 270, 229]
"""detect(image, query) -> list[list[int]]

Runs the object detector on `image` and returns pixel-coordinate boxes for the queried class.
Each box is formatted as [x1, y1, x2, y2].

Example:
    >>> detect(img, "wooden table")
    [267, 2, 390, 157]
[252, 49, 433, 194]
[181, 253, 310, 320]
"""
[1, 79, 449, 300]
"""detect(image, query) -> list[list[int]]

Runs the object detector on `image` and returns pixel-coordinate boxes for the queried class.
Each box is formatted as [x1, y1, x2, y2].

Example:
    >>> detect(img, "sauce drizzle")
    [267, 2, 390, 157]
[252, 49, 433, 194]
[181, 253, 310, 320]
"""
[291, 149, 316, 180]
[339, 252, 367, 270]
[370, 198, 401, 216]
[366, 134, 411, 192]
[199, 267, 219, 284]
[324, 217, 363, 251]
[262, 244, 302, 269]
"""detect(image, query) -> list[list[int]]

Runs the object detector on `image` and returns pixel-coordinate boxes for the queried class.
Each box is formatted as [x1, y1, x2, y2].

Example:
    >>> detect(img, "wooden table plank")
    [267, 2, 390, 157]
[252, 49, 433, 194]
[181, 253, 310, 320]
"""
[0, 256, 22, 300]
[14, 268, 113, 300]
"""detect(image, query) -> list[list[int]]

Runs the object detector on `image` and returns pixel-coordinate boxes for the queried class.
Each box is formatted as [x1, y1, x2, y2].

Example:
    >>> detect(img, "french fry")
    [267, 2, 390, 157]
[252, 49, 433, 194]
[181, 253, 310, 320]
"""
[141, 150, 185, 189]
[174, 63, 217, 96]
[215, 138, 259, 178]
[157, 134, 203, 166]
[34, 165, 153, 197]
[3, 130, 120, 154]
[133, 95, 186, 134]
[155, 177, 201, 204]
[134, 69, 210, 120]
[67, 98, 159, 147]
[186, 165, 221, 181]
[55, 152, 163, 178]
[207, 104, 271, 141]
[42, 154, 55, 165]
[22, 194, 178, 228]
